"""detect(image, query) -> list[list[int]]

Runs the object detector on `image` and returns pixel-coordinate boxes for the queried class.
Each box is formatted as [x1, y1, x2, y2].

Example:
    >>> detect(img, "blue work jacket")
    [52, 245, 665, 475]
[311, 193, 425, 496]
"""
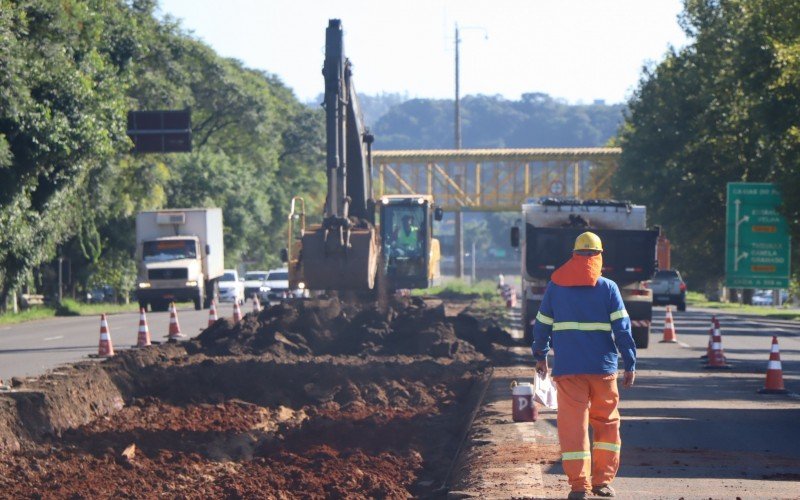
[532, 277, 636, 376]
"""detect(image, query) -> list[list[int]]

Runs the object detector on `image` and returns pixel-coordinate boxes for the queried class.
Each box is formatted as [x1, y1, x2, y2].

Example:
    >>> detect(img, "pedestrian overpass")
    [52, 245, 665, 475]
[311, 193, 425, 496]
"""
[372, 148, 621, 276]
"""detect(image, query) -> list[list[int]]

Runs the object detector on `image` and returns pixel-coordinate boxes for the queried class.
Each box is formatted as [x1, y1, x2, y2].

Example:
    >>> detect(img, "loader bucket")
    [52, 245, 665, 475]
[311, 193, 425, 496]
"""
[299, 224, 379, 290]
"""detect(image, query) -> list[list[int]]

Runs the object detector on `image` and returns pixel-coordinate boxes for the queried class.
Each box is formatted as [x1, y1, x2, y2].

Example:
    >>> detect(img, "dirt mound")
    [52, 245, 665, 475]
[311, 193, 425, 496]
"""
[194, 296, 505, 360]
[0, 295, 511, 497]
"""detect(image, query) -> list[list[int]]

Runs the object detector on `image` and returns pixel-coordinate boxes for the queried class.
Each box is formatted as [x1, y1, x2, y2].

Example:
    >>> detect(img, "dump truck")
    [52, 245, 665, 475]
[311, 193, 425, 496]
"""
[135, 208, 224, 311]
[511, 198, 659, 348]
[282, 19, 441, 292]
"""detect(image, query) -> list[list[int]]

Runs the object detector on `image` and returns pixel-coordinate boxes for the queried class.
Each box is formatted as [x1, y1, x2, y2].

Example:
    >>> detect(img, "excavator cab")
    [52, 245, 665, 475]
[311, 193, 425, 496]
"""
[379, 195, 441, 289]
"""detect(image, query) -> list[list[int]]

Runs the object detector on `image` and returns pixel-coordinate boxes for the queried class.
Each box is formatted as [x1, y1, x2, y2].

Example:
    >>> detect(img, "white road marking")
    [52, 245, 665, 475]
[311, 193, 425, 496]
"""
[43, 336, 64, 341]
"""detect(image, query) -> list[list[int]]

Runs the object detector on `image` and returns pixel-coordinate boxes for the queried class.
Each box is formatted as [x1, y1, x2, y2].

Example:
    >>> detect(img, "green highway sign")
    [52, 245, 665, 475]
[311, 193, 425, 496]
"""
[725, 183, 791, 289]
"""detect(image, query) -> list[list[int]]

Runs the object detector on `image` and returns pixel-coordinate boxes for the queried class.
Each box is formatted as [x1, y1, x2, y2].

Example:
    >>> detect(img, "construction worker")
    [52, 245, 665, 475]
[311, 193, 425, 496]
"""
[393, 215, 420, 256]
[532, 231, 636, 500]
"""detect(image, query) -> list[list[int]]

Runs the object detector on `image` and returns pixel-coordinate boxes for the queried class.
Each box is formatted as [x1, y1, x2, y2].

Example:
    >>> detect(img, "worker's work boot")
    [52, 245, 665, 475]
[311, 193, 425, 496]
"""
[567, 491, 588, 500]
[591, 484, 616, 497]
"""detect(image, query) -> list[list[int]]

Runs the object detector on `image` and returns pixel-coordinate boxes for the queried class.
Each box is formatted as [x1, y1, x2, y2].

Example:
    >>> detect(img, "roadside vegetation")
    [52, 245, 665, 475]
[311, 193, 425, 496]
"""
[417, 280, 500, 301]
[615, 0, 800, 292]
[0, 299, 143, 325]
[685, 292, 800, 320]
[0, 0, 325, 311]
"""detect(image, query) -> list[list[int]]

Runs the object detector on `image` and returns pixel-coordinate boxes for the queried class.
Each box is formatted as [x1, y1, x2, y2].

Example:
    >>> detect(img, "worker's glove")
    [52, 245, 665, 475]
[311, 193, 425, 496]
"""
[535, 358, 548, 375]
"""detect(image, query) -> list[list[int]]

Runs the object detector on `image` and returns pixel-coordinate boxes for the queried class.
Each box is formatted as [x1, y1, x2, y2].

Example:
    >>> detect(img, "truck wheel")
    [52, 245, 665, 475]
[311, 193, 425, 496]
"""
[138, 301, 148, 312]
[193, 291, 202, 311]
[203, 280, 219, 309]
[632, 326, 650, 349]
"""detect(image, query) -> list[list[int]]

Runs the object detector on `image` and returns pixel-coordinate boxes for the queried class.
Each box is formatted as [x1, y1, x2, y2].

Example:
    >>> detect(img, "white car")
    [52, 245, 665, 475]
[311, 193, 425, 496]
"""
[258, 268, 309, 303]
[218, 269, 244, 304]
[243, 270, 270, 302]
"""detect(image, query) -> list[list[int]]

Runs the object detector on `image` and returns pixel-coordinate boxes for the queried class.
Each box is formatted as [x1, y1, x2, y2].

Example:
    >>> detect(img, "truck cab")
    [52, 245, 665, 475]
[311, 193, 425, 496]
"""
[135, 209, 224, 312]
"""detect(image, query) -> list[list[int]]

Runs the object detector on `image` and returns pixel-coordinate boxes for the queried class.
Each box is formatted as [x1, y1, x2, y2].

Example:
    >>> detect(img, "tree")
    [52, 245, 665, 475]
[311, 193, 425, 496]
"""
[616, 0, 800, 288]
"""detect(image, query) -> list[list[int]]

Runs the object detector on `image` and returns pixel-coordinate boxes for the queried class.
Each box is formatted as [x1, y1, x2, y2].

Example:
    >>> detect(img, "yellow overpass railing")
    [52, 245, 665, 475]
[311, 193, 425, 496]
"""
[372, 147, 621, 211]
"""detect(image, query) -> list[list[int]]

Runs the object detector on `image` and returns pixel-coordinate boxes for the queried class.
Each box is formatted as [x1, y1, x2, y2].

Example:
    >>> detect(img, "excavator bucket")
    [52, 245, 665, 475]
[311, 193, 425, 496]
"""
[299, 224, 379, 290]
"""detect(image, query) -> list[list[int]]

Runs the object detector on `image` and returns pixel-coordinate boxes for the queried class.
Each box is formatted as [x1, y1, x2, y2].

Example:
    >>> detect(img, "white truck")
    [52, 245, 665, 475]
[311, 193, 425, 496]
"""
[135, 208, 224, 311]
[511, 198, 659, 348]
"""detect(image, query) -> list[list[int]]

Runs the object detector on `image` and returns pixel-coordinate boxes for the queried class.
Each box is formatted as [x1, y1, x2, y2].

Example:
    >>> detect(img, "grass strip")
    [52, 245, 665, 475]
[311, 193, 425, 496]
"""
[685, 291, 800, 320]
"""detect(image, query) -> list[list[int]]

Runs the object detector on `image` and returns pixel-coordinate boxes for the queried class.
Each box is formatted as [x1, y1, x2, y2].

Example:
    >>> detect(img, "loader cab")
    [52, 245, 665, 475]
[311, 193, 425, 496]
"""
[379, 195, 439, 289]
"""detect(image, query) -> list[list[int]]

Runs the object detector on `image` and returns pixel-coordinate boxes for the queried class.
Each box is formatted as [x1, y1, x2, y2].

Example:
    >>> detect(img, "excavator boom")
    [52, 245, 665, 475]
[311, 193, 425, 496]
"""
[287, 19, 379, 291]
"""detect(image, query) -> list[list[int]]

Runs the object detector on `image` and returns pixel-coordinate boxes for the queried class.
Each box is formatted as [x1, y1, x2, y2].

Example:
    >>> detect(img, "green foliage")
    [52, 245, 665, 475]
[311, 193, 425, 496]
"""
[373, 93, 625, 149]
[616, 0, 800, 288]
[420, 279, 501, 300]
[88, 249, 137, 303]
[0, 0, 325, 307]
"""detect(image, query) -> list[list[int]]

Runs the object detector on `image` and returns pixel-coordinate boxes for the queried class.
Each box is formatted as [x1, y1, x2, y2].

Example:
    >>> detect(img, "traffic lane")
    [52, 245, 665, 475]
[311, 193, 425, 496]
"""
[653, 307, 800, 385]
[0, 306, 216, 380]
[608, 310, 800, 497]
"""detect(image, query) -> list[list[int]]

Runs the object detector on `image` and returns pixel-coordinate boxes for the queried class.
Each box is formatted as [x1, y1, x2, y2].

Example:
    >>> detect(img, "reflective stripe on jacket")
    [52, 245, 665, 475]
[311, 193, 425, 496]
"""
[532, 276, 636, 375]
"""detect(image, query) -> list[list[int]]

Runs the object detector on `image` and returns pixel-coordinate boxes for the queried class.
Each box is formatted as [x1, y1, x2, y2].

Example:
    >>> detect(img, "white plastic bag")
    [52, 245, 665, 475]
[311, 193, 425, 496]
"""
[534, 371, 558, 409]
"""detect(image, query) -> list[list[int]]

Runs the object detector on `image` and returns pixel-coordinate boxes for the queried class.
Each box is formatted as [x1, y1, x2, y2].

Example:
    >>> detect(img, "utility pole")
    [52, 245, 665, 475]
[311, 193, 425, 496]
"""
[58, 256, 63, 304]
[454, 24, 461, 150]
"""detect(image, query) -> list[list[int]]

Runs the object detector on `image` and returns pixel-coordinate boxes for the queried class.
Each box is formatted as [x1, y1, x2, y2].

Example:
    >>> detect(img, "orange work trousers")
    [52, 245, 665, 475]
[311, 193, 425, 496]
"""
[554, 373, 621, 493]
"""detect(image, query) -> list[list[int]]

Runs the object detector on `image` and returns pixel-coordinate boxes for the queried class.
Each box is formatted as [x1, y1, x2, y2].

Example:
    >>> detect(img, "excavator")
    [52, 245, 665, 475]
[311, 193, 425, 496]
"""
[282, 19, 442, 292]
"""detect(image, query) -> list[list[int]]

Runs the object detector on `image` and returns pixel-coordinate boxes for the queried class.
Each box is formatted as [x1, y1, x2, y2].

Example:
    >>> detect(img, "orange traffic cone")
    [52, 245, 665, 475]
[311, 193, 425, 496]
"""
[704, 319, 730, 369]
[233, 301, 242, 322]
[207, 299, 218, 328]
[97, 314, 115, 357]
[135, 308, 151, 347]
[252, 294, 261, 314]
[166, 302, 185, 341]
[659, 306, 678, 343]
[758, 336, 789, 394]
[700, 316, 715, 359]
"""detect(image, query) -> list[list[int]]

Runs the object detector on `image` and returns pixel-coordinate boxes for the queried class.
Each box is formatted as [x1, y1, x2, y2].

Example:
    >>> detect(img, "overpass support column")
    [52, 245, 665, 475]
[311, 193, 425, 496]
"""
[454, 209, 464, 279]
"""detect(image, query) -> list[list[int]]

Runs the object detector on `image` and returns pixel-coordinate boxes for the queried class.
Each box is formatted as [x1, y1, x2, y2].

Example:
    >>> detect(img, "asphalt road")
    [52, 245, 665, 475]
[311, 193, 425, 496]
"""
[609, 306, 800, 498]
[0, 302, 248, 381]
[468, 304, 800, 498]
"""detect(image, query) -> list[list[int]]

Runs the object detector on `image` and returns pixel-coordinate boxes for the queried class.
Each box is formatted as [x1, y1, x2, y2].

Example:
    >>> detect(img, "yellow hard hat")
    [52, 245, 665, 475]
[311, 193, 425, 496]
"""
[574, 231, 603, 252]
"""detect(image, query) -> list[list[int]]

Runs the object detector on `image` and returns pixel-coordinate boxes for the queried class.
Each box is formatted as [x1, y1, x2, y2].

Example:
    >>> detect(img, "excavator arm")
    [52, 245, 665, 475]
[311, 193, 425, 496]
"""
[286, 19, 379, 291]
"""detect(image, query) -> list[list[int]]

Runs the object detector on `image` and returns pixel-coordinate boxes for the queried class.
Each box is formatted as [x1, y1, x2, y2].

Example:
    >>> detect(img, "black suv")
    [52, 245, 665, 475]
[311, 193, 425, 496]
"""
[649, 269, 687, 311]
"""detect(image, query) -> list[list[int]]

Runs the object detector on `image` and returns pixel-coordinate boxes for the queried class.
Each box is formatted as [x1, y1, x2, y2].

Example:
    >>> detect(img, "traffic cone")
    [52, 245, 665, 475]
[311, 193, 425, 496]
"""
[758, 336, 789, 394]
[659, 306, 678, 343]
[97, 314, 115, 357]
[135, 308, 151, 348]
[252, 294, 261, 314]
[700, 316, 715, 359]
[166, 302, 185, 340]
[207, 299, 218, 328]
[704, 319, 730, 369]
[233, 301, 242, 322]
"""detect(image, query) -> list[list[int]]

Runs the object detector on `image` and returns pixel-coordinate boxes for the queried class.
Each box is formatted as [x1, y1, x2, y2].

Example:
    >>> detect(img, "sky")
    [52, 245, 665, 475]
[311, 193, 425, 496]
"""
[157, 0, 688, 105]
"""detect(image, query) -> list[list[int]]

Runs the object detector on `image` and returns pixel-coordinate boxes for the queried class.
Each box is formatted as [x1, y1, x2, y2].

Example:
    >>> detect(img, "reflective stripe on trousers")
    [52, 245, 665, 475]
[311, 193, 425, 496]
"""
[555, 373, 621, 493]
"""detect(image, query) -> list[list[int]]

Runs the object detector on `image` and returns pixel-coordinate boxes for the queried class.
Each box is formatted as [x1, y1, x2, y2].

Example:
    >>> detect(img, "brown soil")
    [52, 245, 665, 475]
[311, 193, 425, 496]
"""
[0, 296, 514, 498]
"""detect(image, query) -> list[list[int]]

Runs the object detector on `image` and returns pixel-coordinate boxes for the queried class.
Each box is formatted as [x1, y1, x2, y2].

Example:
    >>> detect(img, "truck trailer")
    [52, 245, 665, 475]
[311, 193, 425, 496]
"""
[511, 198, 659, 348]
[135, 208, 224, 311]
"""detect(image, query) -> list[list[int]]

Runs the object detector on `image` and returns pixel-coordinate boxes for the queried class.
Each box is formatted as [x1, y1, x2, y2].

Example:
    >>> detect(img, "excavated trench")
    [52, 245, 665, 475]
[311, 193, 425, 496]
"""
[0, 296, 515, 498]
